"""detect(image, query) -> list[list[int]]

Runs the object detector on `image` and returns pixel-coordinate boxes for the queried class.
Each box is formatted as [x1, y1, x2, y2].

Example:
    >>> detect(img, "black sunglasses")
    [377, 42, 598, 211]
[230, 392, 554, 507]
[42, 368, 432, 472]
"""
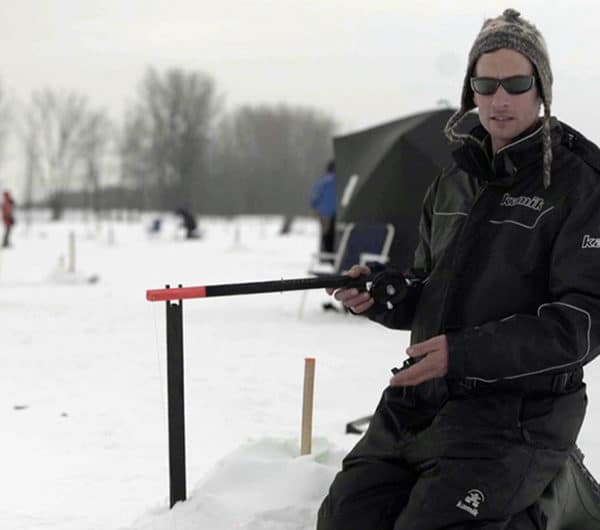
[470, 75, 536, 96]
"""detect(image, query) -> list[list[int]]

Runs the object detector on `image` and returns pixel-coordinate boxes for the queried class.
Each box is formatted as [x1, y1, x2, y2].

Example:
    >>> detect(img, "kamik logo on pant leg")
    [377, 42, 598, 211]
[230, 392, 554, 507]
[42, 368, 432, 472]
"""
[456, 489, 485, 517]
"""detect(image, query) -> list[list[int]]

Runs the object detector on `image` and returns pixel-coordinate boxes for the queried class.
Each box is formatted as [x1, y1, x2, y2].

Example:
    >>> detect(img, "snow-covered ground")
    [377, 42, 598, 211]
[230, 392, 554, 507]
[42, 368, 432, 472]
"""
[1, 213, 598, 530]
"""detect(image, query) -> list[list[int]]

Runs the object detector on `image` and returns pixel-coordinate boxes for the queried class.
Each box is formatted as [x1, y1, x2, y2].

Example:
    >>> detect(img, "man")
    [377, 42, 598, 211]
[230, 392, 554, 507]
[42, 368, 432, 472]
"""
[310, 160, 337, 257]
[2, 190, 15, 248]
[317, 9, 600, 530]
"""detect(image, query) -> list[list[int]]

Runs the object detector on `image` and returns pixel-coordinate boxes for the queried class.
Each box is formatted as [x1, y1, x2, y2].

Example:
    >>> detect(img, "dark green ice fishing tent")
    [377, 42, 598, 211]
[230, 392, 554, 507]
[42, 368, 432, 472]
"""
[334, 108, 479, 270]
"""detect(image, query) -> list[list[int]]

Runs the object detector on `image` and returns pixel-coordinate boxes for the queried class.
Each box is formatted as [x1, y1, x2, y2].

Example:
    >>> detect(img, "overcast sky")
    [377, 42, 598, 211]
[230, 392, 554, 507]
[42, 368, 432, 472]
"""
[1, 0, 599, 189]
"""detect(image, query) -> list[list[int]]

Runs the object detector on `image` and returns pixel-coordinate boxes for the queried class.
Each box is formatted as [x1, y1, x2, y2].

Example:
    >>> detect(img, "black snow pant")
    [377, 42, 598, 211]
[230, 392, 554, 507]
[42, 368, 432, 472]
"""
[317, 384, 587, 530]
[320, 215, 336, 255]
[2, 223, 11, 247]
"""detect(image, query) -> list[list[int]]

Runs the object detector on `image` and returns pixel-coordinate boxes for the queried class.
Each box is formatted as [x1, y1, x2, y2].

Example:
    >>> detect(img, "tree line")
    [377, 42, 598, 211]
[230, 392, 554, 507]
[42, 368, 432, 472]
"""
[0, 67, 337, 219]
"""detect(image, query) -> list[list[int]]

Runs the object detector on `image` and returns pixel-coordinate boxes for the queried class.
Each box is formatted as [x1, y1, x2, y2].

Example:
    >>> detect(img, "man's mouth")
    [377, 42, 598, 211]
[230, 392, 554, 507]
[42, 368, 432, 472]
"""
[492, 116, 513, 122]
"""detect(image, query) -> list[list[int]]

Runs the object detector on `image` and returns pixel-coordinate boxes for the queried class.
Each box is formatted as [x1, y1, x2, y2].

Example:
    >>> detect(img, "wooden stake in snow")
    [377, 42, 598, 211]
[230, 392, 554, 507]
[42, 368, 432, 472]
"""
[301, 357, 316, 455]
[107, 226, 115, 246]
[68, 231, 76, 273]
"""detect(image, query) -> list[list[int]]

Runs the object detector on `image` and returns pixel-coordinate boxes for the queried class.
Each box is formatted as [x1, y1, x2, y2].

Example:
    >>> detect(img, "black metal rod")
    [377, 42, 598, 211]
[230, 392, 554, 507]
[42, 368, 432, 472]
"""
[166, 295, 186, 508]
[205, 274, 367, 297]
[147, 274, 374, 302]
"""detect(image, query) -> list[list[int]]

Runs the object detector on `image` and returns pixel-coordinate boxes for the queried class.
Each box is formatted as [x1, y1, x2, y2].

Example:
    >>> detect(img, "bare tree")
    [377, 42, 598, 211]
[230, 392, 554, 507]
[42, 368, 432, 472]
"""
[210, 104, 337, 215]
[119, 107, 151, 209]
[21, 125, 40, 224]
[0, 81, 11, 177]
[22, 90, 92, 219]
[120, 67, 221, 212]
[79, 111, 112, 215]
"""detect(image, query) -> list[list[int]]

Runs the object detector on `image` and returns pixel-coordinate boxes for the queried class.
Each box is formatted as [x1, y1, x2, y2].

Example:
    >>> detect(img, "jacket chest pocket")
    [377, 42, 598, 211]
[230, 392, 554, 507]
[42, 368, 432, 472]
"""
[483, 204, 558, 264]
[476, 205, 558, 283]
[430, 197, 471, 261]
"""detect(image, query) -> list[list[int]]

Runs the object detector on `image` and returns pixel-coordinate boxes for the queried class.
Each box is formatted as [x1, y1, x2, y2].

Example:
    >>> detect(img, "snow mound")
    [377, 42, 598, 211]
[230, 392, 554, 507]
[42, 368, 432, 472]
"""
[46, 269, 99, 285]
[128, 437, 345, 530]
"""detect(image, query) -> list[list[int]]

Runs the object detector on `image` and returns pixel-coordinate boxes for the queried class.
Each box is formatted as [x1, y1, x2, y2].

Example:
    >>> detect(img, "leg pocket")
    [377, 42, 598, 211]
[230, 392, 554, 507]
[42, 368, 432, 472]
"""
[318, 457, 415, 529]
[392, 447, 535, 529]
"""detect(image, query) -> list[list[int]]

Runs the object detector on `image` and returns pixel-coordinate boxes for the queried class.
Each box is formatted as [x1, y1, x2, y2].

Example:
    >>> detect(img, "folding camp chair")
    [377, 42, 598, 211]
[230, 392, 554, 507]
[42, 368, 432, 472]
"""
[538, 444, 600, 529]
[298, 222, 395, 317]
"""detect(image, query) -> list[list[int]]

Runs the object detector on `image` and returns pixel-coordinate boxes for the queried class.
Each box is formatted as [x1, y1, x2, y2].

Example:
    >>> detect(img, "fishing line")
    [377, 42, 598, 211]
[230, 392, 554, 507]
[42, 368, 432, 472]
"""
[150, 301, 168, 420]
[150, 301, 177, 523]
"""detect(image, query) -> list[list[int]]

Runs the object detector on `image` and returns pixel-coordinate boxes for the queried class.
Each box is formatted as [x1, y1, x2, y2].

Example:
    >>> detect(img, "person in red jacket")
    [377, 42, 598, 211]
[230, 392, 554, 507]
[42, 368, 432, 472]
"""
[2, 190, 15, 248]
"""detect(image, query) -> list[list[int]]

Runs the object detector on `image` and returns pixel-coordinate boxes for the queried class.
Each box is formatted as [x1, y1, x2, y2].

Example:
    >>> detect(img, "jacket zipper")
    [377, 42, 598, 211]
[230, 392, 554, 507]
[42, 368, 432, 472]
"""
[438, 180, 489, 332]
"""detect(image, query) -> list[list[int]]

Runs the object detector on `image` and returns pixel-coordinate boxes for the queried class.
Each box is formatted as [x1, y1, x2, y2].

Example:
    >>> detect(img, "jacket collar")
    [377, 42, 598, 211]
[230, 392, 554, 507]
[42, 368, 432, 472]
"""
[452, 118, 562, 186]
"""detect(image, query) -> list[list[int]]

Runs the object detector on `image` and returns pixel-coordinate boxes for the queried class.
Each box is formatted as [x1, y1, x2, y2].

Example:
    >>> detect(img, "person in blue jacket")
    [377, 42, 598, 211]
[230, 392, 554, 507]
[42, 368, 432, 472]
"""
[310, 160, 337, 256]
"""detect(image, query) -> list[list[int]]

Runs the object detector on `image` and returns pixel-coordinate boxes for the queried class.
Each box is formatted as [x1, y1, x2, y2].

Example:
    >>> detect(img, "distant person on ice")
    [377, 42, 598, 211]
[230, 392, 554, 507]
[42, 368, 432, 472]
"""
[310, 160, 337, 258]
[174, 208, 200, 240]
[2, 189, 15, 248]
[318, 9, 600, 529]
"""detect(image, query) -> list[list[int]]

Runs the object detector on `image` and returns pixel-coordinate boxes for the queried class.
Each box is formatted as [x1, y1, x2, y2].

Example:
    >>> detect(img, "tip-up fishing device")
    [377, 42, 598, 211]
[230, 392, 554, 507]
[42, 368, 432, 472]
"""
[146, 269, 409, 508]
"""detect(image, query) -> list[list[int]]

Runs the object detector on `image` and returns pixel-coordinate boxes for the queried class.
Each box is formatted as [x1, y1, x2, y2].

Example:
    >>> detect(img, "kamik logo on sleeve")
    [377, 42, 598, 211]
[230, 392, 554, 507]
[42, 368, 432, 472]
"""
[582, 235, 600, 249]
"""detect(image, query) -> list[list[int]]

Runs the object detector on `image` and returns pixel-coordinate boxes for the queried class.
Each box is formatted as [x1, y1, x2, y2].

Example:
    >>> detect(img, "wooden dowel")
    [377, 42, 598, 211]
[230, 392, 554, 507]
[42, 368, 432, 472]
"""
[68, 231, 76, 273]
[301, 357, 316, 455]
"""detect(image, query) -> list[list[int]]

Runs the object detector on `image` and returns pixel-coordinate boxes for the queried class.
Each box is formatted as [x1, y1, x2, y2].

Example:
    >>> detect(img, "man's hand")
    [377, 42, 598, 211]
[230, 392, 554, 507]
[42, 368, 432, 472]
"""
[390, 335, 449, 386]
[327, 264, 374, 314]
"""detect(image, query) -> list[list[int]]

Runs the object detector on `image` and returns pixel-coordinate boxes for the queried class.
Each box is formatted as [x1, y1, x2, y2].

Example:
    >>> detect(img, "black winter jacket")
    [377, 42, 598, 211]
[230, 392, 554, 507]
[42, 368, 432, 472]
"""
[368, 118, 600, 407]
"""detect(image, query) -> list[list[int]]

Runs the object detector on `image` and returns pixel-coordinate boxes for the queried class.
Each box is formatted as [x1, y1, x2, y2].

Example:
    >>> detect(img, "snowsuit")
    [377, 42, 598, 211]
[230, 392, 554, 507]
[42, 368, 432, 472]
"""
[175, 208, 198, 239]
[317, 119, 600, 529]
[2, 191, 14, 248]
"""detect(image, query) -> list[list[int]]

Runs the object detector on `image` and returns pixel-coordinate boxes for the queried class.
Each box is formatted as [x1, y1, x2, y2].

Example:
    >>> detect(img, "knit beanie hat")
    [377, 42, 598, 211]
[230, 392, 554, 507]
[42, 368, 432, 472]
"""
[444, 8, 554, 187]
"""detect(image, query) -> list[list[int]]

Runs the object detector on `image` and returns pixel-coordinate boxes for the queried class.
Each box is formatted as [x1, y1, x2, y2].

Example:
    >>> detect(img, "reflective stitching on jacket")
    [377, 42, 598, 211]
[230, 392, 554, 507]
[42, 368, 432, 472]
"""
[495, 124, 544, 156]
[464, 302, 591, 383]
[488, 206, 555, 229]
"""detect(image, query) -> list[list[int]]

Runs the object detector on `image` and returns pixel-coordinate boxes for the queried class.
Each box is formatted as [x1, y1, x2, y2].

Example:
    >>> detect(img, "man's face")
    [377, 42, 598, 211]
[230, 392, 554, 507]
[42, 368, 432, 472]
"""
[473, 48, 541, 152]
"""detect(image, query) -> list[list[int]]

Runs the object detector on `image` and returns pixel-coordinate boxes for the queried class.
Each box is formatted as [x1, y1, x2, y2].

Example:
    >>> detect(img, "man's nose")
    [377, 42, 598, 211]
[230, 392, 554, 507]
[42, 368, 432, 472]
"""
[491, 85, 511, 108]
